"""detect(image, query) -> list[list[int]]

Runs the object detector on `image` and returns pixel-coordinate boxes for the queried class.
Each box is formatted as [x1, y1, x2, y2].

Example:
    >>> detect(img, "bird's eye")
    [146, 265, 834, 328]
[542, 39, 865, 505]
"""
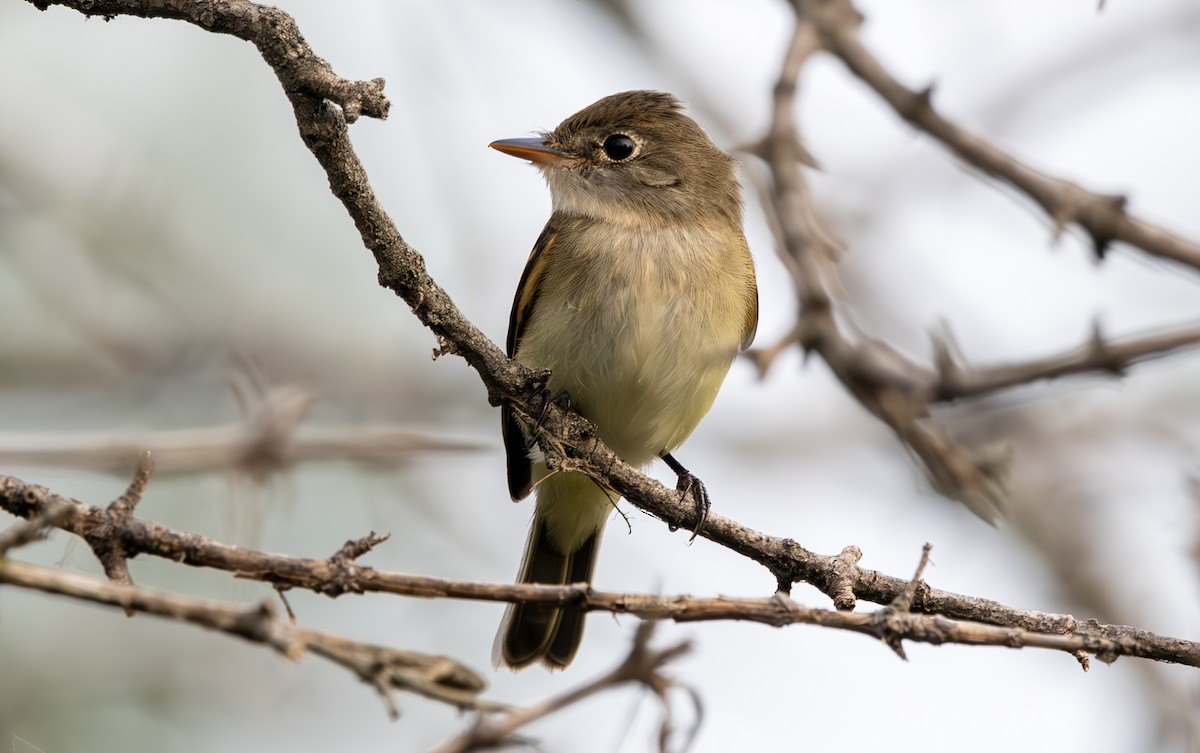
[602, 134, 637, 161]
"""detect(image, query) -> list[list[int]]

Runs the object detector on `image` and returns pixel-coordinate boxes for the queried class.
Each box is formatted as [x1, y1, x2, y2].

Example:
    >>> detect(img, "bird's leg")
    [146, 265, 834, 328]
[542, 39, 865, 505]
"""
[525, 389, 572, 450]
[661, 452, 709, 542]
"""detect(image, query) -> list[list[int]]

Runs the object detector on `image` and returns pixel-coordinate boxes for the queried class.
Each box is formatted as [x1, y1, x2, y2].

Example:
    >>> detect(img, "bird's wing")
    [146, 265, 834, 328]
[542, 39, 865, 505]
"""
[502, 220, 558, 500]
[739, 238, 759, 351]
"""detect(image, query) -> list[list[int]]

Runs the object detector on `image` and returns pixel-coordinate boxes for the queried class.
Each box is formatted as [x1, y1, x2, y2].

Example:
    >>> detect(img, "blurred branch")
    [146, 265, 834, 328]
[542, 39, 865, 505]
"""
[4, 469, 1199, 669]
[0, 384, 482, 476]
[799, 0, 1200, 271]
[434, 623, 698, 753]
[747, 2, 1200, 521]
[0, 557, 488, 717]
[748, 6, 1009, 520]
[929, 320, 1200, 402]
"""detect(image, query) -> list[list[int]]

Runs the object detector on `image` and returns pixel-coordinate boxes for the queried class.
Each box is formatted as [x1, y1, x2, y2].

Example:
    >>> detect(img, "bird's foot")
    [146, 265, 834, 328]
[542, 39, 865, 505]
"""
[662, 453, 710, 542]
[524, 389, 572, 450]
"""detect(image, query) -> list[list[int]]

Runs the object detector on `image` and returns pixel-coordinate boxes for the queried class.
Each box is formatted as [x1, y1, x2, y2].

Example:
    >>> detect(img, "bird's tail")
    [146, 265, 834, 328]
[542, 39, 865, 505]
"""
[494, 472, 612, 670]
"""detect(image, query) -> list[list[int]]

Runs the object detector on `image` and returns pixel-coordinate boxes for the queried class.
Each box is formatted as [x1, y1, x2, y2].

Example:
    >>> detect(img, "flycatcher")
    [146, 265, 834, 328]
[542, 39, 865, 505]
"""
[491, 90, 758, 670]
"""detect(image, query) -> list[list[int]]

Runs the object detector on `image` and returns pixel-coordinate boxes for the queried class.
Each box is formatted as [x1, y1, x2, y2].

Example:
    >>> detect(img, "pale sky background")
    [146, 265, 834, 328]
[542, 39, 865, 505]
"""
[2, 1, 1200, 752]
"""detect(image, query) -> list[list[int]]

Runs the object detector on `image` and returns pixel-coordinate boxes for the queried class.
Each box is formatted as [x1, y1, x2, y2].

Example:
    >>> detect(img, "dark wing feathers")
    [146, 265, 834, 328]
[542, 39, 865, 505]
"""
[507, 222, 557, 357]
[503, 222, 557, 501]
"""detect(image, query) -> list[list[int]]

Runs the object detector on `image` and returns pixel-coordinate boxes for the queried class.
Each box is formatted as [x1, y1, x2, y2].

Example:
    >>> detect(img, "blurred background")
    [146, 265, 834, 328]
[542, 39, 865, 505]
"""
[2, 0, 1199, 751]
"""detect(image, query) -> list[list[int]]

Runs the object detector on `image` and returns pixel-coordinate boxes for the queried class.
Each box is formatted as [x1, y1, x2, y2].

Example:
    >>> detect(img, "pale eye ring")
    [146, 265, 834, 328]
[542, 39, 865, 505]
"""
[602, 134, 637, 161]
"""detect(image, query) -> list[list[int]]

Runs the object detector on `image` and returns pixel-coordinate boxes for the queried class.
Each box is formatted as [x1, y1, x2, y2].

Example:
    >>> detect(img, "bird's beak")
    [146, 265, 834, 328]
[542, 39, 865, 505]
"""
[490, 137, 574, 166]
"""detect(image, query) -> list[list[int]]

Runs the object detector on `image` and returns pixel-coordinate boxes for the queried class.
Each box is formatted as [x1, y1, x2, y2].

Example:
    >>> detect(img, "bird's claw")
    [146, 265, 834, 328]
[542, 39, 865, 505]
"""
[676, 470, 710, 543]
[661, 453, 709, 542]
[524, 389, 572, 450]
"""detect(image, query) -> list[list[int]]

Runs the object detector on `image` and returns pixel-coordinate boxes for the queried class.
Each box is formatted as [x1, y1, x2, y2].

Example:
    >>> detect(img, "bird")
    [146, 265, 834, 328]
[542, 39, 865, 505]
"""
[490, 90, 758, 669]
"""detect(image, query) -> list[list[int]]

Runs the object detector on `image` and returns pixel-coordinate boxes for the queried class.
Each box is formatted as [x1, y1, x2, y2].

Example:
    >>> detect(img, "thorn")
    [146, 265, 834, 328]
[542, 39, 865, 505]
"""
[431, 335, 457, 360]
[930, 322, 963, 389]
[739, 136, 770, 161]
[908, 83, 937, 120]
[110, 451, 154, 514]
[794, 137, 823, 171]
[275, 585, 297, 623]
[869, 545, 932, 662]
[743, 348, 767, 380]
[893, 543, 933, 613]
[1073, 650, 1091, 672]
[336, 531, 392, 561]
[1088, 193, 1128, 261]
[1049, 206, 1072, 246]
[828, 545, 862, 611]
[1088, 319, 1125, 377]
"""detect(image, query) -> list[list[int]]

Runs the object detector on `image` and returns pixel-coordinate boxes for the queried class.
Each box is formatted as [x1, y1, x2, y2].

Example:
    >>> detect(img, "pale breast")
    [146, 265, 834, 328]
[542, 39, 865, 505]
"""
[515, 220, 753, 467]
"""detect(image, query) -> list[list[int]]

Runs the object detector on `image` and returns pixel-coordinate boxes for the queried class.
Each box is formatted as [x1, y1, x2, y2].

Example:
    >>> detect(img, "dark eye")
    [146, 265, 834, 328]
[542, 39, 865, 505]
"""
[602, 134, 637, 161]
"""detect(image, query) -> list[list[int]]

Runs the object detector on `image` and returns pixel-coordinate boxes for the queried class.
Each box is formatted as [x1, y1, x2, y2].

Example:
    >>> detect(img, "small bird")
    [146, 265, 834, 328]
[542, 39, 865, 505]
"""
[491, 91, 758, 670]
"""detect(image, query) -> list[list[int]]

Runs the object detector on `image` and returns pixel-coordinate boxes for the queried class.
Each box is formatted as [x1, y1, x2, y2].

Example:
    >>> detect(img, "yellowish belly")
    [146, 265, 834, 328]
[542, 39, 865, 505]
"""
[515, 225, 749, 466]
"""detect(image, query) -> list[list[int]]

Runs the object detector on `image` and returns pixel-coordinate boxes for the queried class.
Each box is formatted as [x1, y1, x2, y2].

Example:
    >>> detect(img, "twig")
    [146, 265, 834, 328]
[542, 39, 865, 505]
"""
[929, 320, 1200, 402]
[0, 558, 489, 716]
[433, 623, 698, 753]
[870, 543, 934, 660]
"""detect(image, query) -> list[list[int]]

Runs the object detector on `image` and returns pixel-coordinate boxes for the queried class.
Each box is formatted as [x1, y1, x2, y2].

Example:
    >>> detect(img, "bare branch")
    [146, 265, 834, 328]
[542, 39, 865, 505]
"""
[930, 320, 1200, 402]
[798, 0, 1200, 271]
[110, 450, 154, 513]
[3, 473, 1197, 669]
[434, 623, 697, 753]
[0, 558, 488, 716]
[0, 385, 482, 476]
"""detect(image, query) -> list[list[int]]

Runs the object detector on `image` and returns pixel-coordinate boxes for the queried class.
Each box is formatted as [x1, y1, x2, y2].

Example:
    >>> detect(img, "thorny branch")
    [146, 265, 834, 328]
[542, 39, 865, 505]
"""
[4, 471, 1198, 669]
[0, 558, 489, 717]
[0, 384, 482, 476]
[746, 0, 1200, 520]
[798, 0, 1200, 272]
[749, 7, 1010, 520]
